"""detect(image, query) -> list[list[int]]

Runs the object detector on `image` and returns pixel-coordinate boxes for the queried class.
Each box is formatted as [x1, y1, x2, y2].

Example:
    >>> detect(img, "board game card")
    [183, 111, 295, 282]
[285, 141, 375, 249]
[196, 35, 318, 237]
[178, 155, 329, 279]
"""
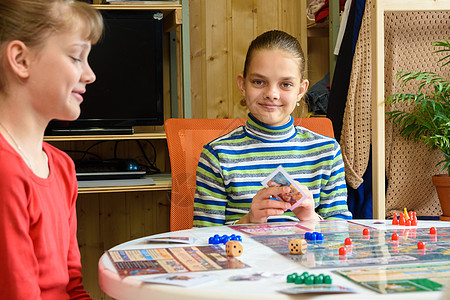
[278, 284, 357, 295]
[142, 274, 218, 287]
[146, 236, 196, 244]
[261, 165, 307, 210]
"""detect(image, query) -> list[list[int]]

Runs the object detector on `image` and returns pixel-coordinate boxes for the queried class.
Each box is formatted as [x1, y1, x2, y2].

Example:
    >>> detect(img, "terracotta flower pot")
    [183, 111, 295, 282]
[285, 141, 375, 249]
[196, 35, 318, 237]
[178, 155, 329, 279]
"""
[432, 174, 450, 221]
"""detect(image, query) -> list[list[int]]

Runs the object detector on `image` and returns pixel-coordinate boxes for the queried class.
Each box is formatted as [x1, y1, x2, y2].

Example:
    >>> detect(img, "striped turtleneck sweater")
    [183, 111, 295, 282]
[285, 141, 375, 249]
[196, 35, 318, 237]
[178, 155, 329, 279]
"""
[193, 114, 352, 227]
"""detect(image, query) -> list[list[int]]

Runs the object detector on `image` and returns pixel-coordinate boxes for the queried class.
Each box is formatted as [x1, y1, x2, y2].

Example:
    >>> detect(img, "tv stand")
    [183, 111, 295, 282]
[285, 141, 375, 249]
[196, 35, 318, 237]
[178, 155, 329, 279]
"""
[49, 126, 134, 136]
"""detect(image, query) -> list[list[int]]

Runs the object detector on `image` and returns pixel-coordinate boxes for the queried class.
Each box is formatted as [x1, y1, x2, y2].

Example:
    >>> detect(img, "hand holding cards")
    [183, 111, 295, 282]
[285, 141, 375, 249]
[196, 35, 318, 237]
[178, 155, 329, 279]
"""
[261, 165, 307, 210]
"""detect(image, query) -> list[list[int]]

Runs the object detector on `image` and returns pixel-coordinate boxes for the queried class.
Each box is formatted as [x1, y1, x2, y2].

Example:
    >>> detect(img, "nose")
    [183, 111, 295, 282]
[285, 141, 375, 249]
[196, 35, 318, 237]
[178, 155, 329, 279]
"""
[264, 84, 280, 101]
[82, 63, 96, 84]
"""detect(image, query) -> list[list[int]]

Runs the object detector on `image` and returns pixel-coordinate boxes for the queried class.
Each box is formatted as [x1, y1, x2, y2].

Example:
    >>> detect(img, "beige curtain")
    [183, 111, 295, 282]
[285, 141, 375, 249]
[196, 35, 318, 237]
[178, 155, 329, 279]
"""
[340, 0, 449, 217]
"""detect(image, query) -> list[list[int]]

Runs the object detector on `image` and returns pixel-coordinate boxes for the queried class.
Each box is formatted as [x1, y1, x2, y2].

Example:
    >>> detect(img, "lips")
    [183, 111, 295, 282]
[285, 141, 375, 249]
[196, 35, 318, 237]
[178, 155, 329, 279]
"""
[260, 102, 280, 110]
[71, 91, 84, 102]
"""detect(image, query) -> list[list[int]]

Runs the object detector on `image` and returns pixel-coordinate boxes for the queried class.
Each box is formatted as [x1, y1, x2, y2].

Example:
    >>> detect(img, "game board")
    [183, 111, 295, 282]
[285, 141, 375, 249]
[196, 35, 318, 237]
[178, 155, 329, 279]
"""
[247, 221, 450, 269]
[335, 262, 450, 294]
[230, 220, 372, 236]
[107, 245, 249, 276]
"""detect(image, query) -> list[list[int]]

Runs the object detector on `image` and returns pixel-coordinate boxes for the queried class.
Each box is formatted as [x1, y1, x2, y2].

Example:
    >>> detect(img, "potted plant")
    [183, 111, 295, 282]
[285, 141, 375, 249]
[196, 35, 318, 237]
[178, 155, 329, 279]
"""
[386, 40, 450, 220]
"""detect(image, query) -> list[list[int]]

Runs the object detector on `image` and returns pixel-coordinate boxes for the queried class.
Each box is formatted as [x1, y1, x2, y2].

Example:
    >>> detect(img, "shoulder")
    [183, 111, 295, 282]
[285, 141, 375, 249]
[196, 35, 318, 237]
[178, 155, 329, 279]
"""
[294, 125, 341, 150]
[43, 142, 75, 170]
[204, 125, 246, 150]
[43, 142, 77, 189]
[0, 138, 28, 179]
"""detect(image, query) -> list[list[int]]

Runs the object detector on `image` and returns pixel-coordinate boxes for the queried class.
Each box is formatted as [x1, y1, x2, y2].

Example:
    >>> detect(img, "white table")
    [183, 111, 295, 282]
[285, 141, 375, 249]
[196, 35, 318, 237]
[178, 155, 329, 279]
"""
[99, 220, 450, 300]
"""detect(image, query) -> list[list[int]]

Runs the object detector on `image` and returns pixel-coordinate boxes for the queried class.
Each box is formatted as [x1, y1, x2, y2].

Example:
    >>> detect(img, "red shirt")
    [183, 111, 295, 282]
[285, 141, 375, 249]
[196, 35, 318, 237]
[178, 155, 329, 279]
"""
[0, 134, 91, 300]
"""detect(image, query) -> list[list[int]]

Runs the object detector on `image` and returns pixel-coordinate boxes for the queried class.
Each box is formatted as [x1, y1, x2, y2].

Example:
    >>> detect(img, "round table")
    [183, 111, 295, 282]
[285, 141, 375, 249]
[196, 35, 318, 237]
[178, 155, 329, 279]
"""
[99, 220, 449, 300]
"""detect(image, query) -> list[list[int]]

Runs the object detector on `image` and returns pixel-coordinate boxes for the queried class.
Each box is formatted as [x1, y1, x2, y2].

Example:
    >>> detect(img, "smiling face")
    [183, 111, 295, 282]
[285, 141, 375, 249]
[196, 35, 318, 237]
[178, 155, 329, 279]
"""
[237, 49, 308, 127]
[27, 24, 96, 122]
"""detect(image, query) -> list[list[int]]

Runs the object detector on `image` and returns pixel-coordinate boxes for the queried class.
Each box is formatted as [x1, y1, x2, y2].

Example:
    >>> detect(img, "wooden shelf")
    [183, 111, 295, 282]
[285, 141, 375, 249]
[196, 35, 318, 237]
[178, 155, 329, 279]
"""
[78, 173, 171, 194]
[44, 132, 166, 142]
[307, 20, 329, 38]
[93, 4, 181, 12]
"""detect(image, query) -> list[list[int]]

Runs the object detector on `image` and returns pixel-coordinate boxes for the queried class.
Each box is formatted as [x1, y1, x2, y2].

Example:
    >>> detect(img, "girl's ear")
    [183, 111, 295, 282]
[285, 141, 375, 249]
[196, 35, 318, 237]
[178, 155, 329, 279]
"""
[297, 79, 309, 101]
[6, 40, 31, 79]
[236, 73, 246, 97]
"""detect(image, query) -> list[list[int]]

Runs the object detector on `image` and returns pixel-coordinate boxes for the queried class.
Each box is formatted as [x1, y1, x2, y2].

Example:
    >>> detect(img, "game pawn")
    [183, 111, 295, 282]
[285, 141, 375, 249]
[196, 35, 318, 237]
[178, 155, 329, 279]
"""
[392, 213, 399, 225]
[362, 228, 370, 240]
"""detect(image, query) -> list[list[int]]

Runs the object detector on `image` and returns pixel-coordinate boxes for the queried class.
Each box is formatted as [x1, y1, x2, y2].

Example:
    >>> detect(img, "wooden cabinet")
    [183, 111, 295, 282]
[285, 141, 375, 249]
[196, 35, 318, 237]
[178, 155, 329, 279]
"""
[45, 133, 172, 300]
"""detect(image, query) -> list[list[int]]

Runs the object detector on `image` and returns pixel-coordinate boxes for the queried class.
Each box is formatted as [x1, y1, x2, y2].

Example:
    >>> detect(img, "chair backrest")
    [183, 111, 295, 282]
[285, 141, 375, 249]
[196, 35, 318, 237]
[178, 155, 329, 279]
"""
[164, 117, 334, 231]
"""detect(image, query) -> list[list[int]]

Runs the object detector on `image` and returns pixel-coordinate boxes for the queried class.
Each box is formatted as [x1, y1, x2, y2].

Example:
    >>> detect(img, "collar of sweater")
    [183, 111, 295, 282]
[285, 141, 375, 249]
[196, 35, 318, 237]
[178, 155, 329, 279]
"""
[244, 114, 297, 142]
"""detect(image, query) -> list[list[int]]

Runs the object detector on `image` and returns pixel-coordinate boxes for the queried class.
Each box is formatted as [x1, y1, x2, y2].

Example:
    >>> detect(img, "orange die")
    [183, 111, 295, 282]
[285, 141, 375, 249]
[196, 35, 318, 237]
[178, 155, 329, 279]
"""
[225, 240, 243, 257]
[289, 238, 307, 255]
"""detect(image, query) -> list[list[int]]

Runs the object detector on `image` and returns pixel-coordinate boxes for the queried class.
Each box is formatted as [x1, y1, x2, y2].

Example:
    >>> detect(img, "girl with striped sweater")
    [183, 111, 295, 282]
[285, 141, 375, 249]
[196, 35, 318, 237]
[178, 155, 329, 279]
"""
[194, 30, 352, 227]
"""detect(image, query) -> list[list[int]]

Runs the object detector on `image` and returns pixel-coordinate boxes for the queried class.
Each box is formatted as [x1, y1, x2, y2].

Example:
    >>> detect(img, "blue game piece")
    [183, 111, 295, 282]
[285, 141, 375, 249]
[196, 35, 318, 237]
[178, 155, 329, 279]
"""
[220, 235, 230, 244]
[316, 232, 324, 240]
[310, 232, 317, 241]
[208, 237, 214, 244]
[305, 232, 312, 240]
[235, 235, 242, 242]
[211, 234, 220, 244]
[230, 234, 236, 240]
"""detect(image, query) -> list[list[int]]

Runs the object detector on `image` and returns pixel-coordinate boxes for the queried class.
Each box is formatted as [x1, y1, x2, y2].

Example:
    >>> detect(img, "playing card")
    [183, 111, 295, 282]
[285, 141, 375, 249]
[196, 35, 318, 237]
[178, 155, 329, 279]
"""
[261, 165, 307, 210]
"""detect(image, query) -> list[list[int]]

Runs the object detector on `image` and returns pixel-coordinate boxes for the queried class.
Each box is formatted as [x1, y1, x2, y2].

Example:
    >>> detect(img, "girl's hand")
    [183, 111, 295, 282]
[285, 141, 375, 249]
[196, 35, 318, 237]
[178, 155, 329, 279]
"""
[291, 183, 320, 221]
[237, 186, 292, 224]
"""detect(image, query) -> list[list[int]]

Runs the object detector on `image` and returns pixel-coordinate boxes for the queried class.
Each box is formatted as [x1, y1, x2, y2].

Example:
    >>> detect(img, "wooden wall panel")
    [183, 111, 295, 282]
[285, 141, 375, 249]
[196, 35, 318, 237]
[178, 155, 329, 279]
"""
[190, 0, 310, 119]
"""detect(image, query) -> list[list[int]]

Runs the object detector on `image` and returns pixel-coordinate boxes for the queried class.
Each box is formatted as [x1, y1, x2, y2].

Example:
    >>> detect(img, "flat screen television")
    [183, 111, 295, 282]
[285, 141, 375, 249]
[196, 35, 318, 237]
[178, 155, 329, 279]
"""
[46, 9, 164, 135]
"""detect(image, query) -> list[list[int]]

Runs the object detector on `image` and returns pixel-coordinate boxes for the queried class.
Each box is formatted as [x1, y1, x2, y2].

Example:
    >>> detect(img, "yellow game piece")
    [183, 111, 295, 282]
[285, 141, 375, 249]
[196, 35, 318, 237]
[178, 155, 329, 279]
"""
[404, 208, 409, 220]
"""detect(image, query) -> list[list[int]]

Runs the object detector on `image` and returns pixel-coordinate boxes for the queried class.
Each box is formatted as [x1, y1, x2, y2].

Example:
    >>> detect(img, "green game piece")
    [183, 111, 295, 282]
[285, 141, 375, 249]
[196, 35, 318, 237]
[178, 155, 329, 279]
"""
[294, 275, 305, 284]
[314, 274, 324, 284]
[305, 275, 315, 285]
[323, 275, 332, 284]
[301, 271, 309, 278]
[286, 274, 295, 283]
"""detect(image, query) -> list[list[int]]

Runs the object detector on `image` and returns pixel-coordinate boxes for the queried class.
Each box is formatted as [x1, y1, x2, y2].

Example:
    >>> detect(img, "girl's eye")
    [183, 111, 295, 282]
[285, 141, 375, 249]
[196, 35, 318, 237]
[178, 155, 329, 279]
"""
[281, 82, 293, 88]
[252, 80, 264, 86]
[71, 56, 82, 63]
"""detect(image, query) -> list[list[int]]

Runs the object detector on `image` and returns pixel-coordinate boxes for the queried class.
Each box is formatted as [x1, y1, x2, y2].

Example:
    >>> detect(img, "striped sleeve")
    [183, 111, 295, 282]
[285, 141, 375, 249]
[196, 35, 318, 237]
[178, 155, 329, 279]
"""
[193, 144, 228, 227]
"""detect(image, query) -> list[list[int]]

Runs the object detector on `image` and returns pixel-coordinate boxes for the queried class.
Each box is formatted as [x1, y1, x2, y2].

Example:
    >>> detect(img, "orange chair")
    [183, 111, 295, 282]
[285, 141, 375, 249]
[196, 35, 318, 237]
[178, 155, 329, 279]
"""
[164, 117, 335, 231]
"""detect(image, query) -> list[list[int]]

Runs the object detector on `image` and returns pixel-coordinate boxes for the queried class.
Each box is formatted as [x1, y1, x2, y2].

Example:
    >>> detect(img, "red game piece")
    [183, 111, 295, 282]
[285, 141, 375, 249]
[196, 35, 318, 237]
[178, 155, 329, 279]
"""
[392, 212, 398, 224]
[399, 216, 405, 225]
[363, 228, 370, 236]
[417, 241, 425, 250]
[411, 218, 417, 226]
[339, 247, 347, 256]
[405, 219, 411, 226]
[430, 227, 437, 234]
[391, 233, 399, 241]
[392, 215, 399, 225]
[344, 238, 352, 246]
